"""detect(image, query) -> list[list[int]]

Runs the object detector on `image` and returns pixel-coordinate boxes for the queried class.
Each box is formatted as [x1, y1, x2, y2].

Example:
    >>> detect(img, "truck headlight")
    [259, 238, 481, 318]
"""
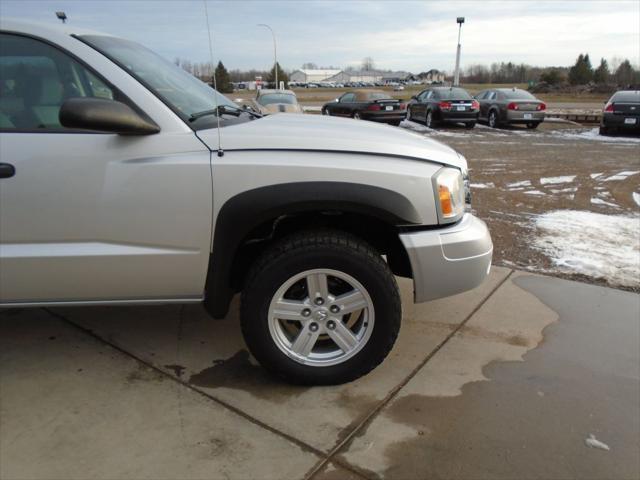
[432, 167, 465, 224]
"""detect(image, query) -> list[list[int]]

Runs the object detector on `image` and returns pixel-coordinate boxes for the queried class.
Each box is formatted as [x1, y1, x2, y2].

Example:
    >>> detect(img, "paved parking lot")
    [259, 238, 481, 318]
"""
[2, 267, 638, 479]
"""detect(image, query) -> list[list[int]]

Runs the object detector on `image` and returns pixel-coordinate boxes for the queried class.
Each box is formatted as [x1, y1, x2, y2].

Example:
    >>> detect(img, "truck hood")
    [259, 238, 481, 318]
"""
[196, 114, 467, 170]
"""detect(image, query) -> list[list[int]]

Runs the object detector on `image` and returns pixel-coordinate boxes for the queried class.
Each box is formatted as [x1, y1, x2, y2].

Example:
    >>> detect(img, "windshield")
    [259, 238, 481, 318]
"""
[258, 93, 297, 106]
[79, 35, 237, 129]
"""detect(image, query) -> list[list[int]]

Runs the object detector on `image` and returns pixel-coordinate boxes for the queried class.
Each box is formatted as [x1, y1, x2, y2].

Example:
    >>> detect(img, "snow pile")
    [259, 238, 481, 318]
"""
[590, 197, 619, 208]
[524, 190, 546, 196]
[507, 180, 532, 188]
[534, 210, 640, 287]
[585, 434, 610, 451]
[603, 171, 640, 182]
[634, 192, 640, 207]
[552, 128, 640, 143]
[399, 120, 430, 132]
[470, 182, 495, 189]
[540, 175, 576, 185]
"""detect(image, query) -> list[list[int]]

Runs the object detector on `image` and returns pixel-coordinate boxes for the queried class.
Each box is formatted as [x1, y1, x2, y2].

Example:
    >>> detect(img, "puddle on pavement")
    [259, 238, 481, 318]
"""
[340, 275, 640, 480]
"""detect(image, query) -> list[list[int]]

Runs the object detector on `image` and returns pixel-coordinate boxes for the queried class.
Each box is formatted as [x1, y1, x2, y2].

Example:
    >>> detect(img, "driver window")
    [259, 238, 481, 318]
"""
[340, 93, 355, 103]
[0, 33, 116, 131]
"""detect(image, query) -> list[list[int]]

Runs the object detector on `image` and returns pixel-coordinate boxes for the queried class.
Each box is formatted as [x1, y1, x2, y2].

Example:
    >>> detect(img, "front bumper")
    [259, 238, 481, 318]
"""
[399, 214, 493, 303]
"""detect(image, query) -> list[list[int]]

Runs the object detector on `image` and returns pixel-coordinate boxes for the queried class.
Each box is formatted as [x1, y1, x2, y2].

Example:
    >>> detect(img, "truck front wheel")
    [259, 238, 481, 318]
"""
[241, 230, 401, 385]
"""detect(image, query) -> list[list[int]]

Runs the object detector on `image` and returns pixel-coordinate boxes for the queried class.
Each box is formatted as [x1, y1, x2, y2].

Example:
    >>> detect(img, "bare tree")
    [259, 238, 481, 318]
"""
[361, 57, 375, 71]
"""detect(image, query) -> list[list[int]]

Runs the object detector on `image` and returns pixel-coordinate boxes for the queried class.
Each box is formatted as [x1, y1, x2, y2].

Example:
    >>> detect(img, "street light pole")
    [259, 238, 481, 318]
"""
[453, 17, 465, 86]
[257, 24, 278, 89]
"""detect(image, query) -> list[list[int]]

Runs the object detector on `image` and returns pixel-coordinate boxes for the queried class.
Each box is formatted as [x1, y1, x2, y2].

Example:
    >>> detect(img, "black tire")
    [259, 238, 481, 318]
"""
[322, 108, 330, 116]
[488, 110, 499, 128]
[599, 126, 609, 136]
[406, 107, 413, 122]
[526, 122, 540, 129]
[465, 122, 476, 129]
[425, 110, 436, 128]
[241, 230, 401, 385]
[353, 111, 362, 120]
[389, 120, 402, 127]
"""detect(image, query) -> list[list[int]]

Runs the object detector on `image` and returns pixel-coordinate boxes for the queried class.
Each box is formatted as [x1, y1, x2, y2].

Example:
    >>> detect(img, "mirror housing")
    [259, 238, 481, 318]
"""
[60, 97, 160, 135]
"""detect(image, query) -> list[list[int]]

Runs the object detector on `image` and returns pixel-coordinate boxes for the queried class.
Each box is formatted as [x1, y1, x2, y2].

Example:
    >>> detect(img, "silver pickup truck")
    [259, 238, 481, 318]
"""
[0, 19, 492, 384]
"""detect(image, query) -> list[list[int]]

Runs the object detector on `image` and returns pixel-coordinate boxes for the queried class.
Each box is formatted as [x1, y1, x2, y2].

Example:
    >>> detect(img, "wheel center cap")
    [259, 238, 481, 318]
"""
[314, 310, 328, 321]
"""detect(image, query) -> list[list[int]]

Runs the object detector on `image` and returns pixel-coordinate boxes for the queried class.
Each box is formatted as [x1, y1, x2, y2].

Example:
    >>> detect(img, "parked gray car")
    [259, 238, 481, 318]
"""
[0, 19, 492, 385]
[475, 88, 546, 129]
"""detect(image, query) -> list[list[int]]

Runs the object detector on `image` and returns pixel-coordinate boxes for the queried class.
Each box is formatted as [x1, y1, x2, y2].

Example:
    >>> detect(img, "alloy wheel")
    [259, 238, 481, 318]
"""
[267, 269, 375, 366]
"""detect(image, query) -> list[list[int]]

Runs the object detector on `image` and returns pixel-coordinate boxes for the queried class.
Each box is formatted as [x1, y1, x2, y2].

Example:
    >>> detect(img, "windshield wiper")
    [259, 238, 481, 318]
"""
[189, 104, 262, 122]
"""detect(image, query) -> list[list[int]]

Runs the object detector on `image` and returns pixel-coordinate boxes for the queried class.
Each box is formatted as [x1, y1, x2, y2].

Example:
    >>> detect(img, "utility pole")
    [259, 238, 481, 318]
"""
[453, 17, 465, 86]
[257, 24, 278, 89]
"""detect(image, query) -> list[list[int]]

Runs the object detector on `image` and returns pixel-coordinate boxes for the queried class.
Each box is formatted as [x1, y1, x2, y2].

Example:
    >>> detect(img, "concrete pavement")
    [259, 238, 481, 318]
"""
[1, 267, 638, 480]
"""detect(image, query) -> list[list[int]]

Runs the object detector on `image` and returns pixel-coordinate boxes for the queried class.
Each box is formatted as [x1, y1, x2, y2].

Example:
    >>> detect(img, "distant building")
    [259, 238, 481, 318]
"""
[381, 71, 416, 83]
[417, 69, 446, 83]
[289, 69, 342, 83]
[325, 70, 384, 83]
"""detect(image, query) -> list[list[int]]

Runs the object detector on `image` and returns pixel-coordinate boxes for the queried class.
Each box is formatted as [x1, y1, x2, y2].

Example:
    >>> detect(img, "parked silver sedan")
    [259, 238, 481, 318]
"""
[475, 88, 546, 129]
[250, 89, 303, 115]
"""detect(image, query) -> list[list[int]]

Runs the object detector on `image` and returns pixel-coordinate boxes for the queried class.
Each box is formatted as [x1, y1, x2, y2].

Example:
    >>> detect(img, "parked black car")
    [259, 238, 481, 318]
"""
[600, 90, 640, 135]
[407, 87, 479, 128]
[475, 88, 546, 129]
[322, 90, 407, 126]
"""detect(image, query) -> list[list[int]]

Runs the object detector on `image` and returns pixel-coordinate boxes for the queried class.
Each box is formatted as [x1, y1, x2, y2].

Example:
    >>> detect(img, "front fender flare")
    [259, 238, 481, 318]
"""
[204, 181, 421, 318]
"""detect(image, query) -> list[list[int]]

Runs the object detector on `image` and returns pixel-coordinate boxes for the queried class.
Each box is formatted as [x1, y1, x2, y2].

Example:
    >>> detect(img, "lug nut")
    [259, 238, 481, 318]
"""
[309, 322, 319, 332]
[301, 308, 311, 317]
[330, 305, 340, 313]
[327, 320, 336, 330]
[314, 297, 324, 306]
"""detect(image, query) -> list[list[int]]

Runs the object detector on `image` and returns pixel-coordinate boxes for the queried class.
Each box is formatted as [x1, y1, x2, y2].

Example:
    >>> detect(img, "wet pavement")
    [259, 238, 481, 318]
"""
[1, 268, 639, 480]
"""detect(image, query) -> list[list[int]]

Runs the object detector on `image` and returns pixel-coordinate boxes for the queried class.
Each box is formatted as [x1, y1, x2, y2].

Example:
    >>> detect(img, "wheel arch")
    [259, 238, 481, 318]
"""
[204, 182, 419, 318]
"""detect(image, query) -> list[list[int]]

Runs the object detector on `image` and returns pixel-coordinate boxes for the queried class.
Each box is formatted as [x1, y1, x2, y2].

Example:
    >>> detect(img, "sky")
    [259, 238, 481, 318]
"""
[1, 0, 639, 73]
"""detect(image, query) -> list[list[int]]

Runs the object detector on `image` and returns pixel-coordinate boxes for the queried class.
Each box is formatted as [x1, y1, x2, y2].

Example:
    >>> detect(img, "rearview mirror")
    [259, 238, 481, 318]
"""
[60, 97, 160, 135]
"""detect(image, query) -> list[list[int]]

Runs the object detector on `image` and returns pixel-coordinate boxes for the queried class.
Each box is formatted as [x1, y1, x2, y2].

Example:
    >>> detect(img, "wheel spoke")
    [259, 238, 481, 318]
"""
[334, 289, 367, 315]
[306, 273, 329, 301]
[290, 324, 320, 357]
[327, 320, 358, 353]
[272, 299, 306, 321]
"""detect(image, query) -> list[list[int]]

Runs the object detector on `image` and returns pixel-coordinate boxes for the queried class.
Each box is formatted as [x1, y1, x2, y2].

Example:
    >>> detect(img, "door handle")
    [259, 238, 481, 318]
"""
[0, 163, 15, 178]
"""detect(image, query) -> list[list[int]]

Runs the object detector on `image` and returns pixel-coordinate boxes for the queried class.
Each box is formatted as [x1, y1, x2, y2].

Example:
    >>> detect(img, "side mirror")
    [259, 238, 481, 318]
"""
[60, 97, 160, 135]
[411, 95, 417, 100]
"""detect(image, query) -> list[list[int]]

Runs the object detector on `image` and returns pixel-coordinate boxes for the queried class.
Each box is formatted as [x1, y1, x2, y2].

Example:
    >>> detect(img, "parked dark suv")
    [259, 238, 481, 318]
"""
[407, 87, 479, 129]
[600, 90, 640, 135]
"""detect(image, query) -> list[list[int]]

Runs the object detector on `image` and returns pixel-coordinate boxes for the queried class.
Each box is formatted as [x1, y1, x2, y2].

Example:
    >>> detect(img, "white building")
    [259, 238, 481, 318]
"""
[289, 69, 342, 83]
[325, 70, 384, 83]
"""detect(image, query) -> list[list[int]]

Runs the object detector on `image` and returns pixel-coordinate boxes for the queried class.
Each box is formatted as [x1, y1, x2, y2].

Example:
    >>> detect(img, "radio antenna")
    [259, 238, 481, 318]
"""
[203, 0, 223, 156]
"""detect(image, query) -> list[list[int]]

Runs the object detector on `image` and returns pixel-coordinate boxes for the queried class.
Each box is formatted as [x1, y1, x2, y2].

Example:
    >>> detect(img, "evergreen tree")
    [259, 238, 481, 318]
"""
[593, 58, 610, 84]
[614, 59, 635, 86]
[267, 62, 289, 88]
[568, 53, 594, 85]
[213, 61, 233, 93]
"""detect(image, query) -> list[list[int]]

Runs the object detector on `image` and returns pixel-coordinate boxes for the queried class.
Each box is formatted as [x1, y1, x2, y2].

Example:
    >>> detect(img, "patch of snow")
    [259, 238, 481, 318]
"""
[534, 210, 640, 287]
[524, 190, 546, 196]
[585, 434, 610, 451]
[540, 175, 576, 185]
[470, 182, 495, 189]
[603, 171, 640, 182]
[507, 180, 531, 188]
[590, 197, 619, 208]
[234, 98, 244, 102]
[552, 128, 640, 144]
[590, 173, 603, 179]
[399, 120, 430, 132]
[550, 187, 578, 194]
[633, 192, 640, 207]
